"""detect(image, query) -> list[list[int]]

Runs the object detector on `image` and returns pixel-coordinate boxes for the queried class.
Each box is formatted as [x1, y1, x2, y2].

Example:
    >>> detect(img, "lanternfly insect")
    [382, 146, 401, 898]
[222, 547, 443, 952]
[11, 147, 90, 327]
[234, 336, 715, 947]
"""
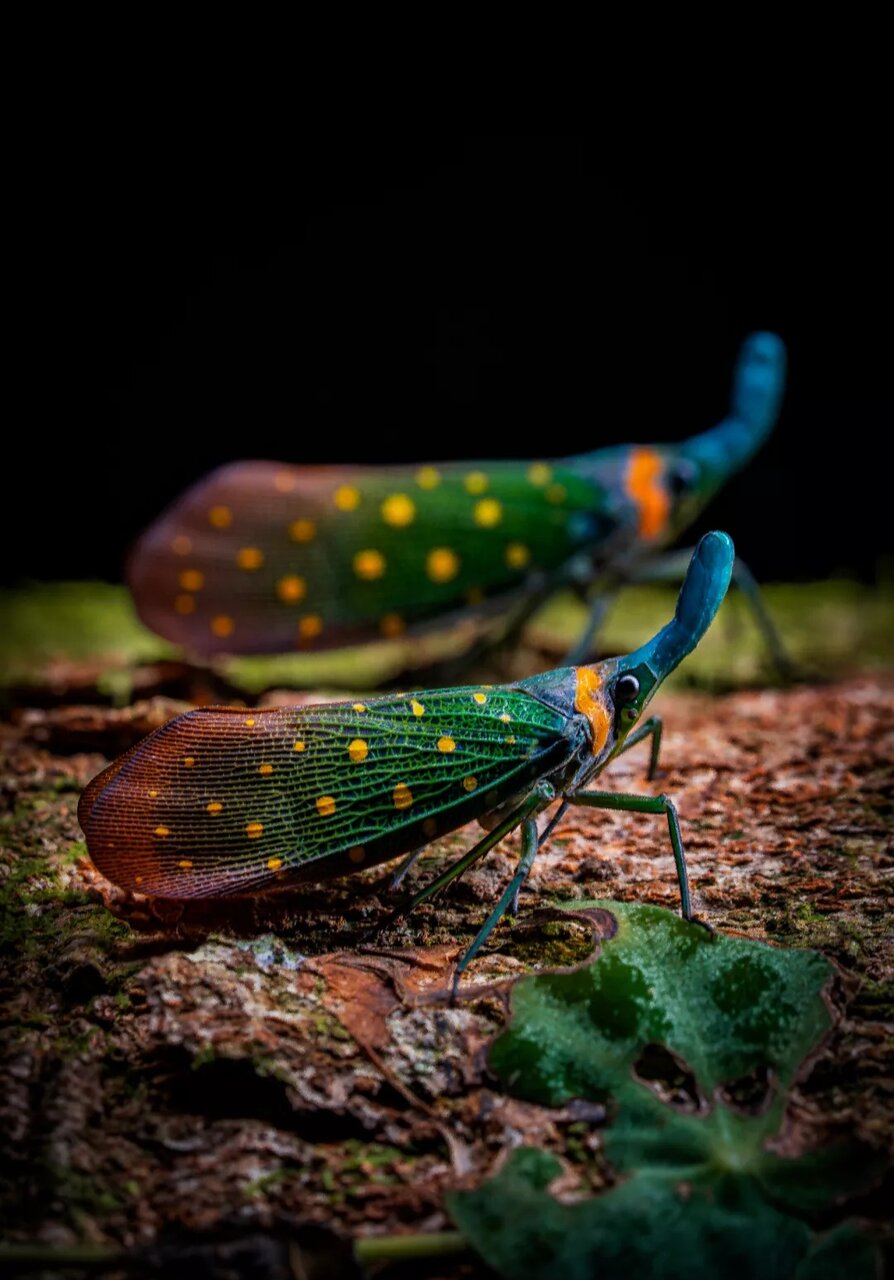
[81, 532, 734, 989]
[126, 334, 785, 670]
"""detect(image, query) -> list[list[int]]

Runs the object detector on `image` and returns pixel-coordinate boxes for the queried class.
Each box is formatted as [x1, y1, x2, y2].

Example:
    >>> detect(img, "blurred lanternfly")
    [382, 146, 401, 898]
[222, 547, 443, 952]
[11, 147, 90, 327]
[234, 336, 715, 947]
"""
[127, 333, 786, 670]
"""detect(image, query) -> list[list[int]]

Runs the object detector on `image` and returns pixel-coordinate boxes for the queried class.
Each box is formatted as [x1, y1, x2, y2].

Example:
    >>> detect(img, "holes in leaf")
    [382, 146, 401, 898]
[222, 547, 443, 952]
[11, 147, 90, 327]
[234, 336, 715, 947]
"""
[717, 1063, 774, 1115]
[632, 1043, 704, 1112]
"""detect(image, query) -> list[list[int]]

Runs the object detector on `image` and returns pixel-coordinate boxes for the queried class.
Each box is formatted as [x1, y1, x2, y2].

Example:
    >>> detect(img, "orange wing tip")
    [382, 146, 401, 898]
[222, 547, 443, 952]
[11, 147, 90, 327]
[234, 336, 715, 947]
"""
[79, 706, 293, 899]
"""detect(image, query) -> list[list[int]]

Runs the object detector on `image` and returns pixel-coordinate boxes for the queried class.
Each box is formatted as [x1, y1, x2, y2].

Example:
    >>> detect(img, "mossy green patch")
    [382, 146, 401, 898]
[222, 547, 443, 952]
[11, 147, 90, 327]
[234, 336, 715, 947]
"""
[2, 579, 891, 695]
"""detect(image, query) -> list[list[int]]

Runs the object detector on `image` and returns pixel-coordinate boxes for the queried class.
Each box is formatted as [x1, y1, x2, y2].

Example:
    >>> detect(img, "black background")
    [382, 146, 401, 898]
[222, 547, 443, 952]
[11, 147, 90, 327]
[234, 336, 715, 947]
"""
[10, 131, 892, 587]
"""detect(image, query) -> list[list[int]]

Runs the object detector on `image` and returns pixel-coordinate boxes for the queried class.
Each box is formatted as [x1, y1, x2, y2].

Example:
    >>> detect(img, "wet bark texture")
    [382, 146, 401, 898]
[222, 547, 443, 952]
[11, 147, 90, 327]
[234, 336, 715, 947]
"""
[1, 659, 892, 1274]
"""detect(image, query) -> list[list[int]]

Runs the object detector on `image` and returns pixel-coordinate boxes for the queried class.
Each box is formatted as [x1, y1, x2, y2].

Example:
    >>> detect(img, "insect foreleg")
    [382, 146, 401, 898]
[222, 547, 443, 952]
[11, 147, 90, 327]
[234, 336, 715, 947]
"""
[614, 715, 663, 780]
[566, 788, 692, 920]
[453, 815, 540, 996]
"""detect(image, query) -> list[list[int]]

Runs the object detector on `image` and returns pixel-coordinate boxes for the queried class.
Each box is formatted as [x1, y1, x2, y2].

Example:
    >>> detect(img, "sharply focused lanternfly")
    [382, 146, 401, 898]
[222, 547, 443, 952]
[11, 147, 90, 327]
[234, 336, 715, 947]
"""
[81, 532, 735, 987]
[127, 333, 785, 669]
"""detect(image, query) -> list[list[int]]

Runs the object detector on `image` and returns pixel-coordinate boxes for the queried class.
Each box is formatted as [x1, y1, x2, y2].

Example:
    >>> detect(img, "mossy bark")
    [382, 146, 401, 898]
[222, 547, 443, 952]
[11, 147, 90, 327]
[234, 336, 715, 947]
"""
[1, 591, 891, 1276]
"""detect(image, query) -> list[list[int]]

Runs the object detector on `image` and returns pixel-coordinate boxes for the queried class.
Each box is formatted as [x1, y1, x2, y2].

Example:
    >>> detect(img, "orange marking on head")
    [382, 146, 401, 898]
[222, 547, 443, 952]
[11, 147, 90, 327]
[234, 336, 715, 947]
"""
[626, 447, 670, 540]
[574, 667, 611, 756]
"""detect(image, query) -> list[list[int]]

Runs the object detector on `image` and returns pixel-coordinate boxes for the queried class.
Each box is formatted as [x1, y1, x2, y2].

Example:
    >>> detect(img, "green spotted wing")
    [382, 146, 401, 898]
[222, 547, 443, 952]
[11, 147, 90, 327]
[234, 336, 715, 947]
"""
[128, 458, 618, 654]
[79, 683, 576, 898]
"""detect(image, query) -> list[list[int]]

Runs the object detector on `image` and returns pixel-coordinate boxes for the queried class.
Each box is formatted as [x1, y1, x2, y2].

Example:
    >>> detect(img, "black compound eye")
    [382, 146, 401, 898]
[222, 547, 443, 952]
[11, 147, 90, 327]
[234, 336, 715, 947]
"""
[667, 459, 699, 495]
[614, 674, 640, 706]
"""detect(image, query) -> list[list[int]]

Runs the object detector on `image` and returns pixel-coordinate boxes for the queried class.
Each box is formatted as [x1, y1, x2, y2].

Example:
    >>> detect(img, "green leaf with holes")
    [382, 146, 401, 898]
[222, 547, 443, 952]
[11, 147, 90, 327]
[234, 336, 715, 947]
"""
[448, 903, 883, 1280]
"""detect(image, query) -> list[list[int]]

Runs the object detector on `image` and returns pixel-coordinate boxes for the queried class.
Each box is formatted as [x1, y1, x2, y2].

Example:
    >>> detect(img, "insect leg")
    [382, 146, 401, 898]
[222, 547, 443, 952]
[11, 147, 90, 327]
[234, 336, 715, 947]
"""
[614, 715, 663, 780]
[563, 588, 619, 665]
[452, 815, 540, 996]
[505, 797, 570, 913]
[566, 789, 692, 919]
[392, 783, 554, 923]
[420, 585, 555, 684]
[630, 547, 793, 680]
[387, 847, 425, 893]
[729, 556, 795, 680]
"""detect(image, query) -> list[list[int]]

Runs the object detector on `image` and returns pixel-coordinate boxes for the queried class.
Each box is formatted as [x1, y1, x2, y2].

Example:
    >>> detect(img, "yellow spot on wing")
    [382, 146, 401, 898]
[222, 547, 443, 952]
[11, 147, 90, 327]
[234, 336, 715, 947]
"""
[175, 594, 195, 614]
[505, 542, 530, 569]
[179, 569, 204, 591]
[437, 736, 456, 753]
[353, 703, 367, 713]
[393, 783, 413, 810]
[293, 740, 306, 752]
[149, 789, 158, 798]
[410, 699, 425, 717]
[259, 763, 273, 775]
[499, 713, 512, 723]
[380, 614, 405, 637]
[179, 860, 193, 869]
[474, 497, 503, 527]
[245, 718, 256, 727]
[527, 462, 552, 486]
[246, 822, 264, 838]
[237, 547, 264, 570]
[298, 615, 323, 639]
[277, 575, 307, 602]
[473, 692, 487, 705]
[416, 466, 441, 489]
[154, 826, 170, 837]
[574, 666, 611, 756]
[209, 505, 232, 528]
[317, 795, 336, 817]
[211, 615, 234, 638]
[426, 547, 460, 583]
[463, 776, 478, 792]
[267, 857, 283, 869]
[183, 756, 195, 767]
[348, 739, 368, 762]
[207, 801, 223, 814]
[626, 447, 670, 540]
[354, 549, 386, 580]
[465, 471, 488, 495]
[172, 534, 192, 555]
[289, 518, 316, 542]
[381, 493, 416, 527]
[334, 485, 360, 511]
